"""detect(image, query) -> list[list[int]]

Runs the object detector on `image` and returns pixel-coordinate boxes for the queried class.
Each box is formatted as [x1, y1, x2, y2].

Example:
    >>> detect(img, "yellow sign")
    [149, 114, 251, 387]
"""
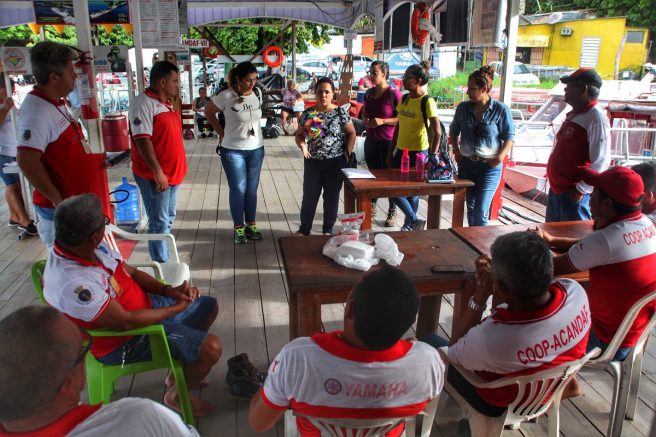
[517, 34, 549, 47]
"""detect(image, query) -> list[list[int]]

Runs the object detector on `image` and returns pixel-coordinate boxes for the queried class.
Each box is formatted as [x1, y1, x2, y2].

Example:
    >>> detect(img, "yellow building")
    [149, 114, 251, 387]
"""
[489, 12, 650, 79]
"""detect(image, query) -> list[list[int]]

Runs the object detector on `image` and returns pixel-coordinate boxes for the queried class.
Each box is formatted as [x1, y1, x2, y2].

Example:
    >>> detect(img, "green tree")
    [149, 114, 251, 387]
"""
[525, 0, 655, 29]
[0, 25, 40, 46]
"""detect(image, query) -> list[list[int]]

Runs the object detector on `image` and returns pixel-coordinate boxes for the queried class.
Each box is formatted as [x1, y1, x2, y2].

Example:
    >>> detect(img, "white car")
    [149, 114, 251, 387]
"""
[300, 60, 329, 77]
[490, 61, 540, 86]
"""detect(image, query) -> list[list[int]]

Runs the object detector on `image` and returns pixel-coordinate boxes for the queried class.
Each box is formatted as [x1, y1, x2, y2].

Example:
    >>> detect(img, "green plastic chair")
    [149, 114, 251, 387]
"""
[31, 260, 194, 425]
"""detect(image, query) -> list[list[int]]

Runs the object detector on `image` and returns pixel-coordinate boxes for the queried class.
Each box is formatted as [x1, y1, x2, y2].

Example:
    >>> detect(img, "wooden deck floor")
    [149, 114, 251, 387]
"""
[0, 135, 654, 436]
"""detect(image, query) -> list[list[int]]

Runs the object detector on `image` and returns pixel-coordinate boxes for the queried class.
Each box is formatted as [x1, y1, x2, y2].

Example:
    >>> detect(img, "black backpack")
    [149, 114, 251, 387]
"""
[400, 94, 448, 154]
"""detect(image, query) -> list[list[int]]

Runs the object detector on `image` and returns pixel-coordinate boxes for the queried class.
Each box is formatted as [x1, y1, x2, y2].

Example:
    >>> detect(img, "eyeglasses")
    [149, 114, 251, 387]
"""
[93, 216, 110, 235]
[54, 330, 92, 394]
[236, 95, 245, 104]
[248, 127, 256, 136]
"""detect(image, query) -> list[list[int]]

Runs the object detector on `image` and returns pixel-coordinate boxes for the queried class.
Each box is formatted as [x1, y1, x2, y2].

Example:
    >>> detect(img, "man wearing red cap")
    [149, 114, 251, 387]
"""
[632, 161, 656, 224]
[534, 166, 656, 366]
[545, 67, 611, 222]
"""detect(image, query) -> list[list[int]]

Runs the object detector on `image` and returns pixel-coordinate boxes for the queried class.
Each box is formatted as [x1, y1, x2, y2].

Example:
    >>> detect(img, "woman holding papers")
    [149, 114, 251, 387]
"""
[449, 65, 515, 226]
[294, 77, 357, 235]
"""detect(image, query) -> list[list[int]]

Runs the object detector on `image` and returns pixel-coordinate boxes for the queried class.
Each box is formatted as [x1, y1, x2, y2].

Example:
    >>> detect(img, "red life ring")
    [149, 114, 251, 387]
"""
[263, 45, 284, 68]
[411, 3, 430, 45]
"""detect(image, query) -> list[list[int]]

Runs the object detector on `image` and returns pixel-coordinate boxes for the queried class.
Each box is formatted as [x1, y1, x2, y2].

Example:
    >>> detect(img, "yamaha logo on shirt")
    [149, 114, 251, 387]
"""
[133, 117, 142, 126]
[324, 378, 342, 395]
[22, 130, 31, 141]
[74, 285, 94, 304]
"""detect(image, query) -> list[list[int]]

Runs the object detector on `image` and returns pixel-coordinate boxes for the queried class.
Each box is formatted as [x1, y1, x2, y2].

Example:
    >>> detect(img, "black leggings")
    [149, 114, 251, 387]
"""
[299, 156, 347, 235]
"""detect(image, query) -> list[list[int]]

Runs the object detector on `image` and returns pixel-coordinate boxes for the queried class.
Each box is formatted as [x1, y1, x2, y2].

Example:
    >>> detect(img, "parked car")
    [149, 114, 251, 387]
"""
[300, 60, 329, 77]
[489, 61, 541, 86]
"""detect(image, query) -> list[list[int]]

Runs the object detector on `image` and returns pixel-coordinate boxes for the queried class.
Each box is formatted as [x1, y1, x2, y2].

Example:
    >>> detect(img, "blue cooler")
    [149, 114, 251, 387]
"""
[356, 90, 367, 103]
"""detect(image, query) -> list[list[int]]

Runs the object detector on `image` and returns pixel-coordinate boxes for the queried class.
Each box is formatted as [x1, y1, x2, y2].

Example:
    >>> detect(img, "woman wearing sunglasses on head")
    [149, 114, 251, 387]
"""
[387, 64, 441, 232]
[449, 65, 515, 226]
[294, 77, 357, 236]
[205, 61, 265, 244]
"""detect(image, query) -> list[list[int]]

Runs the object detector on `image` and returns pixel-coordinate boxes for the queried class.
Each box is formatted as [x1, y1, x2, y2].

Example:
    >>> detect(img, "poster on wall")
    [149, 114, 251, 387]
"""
[92, 45, 129, 73]
[32, 0, 129, 25]
[139, 0, 180, 48]
[0, 48, 32, 75]
[470, 0, 502, 46]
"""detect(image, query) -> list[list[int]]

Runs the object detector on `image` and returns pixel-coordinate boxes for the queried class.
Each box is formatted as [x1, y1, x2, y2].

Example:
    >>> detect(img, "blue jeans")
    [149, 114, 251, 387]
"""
[587, 330, 631, 361]
[299, 156, 346, 235]
[220, 147, 265, 226]
[133, 174, 180, 263]
[545, 189, 591, 222]
[458, 158, 503, 226]
[391, 149, 427, 227]
[0, 155, 19, 186]
[35, 206, 55, 251]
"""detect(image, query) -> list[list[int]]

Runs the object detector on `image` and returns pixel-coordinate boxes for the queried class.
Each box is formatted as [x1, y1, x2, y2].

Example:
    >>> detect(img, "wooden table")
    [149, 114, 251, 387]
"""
[450, 221, 594, 323]
[279, 230, 480, 339]
[343, 169, 474, 230]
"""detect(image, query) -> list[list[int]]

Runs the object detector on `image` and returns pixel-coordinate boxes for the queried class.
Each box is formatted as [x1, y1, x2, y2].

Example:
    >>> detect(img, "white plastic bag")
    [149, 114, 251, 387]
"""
[355, 132, 366, 164]
[374, 233, 404, 266]
[323, 237, 379, 271]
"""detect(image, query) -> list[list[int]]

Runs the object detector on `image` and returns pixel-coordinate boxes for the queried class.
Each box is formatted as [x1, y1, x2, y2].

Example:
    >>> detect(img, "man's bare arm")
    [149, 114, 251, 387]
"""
[134, 137, 168, 191]
[17, 149, 63, 206]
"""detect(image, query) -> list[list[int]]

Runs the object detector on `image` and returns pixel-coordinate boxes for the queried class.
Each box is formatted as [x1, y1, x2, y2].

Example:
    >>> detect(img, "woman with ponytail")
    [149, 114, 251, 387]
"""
[449, 65, 515, 226]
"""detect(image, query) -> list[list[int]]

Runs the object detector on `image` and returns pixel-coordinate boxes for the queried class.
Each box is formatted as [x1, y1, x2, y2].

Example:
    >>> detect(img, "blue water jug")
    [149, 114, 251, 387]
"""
[113, 177, 141, 225]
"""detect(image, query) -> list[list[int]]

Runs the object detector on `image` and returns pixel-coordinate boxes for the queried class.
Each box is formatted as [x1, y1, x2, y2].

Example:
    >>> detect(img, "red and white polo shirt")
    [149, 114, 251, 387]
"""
[449, 279, 590, 407]
[567, 212, 656, 346]
[547, 101, 610, 194]
[0, 405, 102, 437]
[129, 89, 187, 185]
[17, 89, 108, 213]
[43, 242, 151, 358]
[261, 331, 444, 436]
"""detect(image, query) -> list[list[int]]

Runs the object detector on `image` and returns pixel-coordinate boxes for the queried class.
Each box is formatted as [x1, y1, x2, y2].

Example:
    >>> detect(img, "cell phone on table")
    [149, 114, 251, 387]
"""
[431, 264, 466, 273]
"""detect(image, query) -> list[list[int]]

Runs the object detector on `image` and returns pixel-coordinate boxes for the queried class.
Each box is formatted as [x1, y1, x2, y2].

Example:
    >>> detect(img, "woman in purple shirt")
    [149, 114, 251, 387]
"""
[361, 61, 402, 227]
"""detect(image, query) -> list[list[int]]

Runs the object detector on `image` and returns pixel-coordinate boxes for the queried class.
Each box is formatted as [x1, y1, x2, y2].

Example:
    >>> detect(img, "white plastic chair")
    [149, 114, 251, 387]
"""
[583, 290, 656, 437]
[283, 396, 439, 437]
[439, 347, 600, 437]
[104, 224, 191, 286]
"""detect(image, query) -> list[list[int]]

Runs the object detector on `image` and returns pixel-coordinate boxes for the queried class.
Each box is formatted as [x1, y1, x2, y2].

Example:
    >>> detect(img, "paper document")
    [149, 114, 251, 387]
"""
[342, 168, 376, 179]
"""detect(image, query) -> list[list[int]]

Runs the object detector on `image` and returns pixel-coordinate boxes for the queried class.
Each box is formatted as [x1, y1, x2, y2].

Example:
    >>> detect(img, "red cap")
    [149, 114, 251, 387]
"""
[582, 166, 644, 207]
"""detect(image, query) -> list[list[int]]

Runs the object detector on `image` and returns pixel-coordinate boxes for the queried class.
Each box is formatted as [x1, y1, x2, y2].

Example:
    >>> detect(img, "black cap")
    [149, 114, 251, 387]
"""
[560, 67, 602, 88]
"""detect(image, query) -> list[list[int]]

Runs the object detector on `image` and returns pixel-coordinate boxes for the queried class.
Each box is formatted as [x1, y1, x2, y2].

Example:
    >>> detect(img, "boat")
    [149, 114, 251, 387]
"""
[505, 70, 656, 199]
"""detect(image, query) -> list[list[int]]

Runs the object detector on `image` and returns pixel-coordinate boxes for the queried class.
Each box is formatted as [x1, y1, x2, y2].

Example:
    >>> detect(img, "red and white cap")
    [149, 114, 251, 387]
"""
[582, 166, 644, 207]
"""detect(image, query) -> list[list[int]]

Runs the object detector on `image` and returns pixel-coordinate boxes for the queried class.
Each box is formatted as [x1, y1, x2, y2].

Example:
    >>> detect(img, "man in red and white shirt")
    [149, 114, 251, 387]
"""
[546, 68, 610, 222]
[0, 306, 198, 437]
[538, 166, 656, 361]
[43, 194, 221, 416]
[16, 41, 109, 250]
[632, 161, 656, 225]
[425, 232, 591, 418]
[128, 61, 187, 263]
[249, 265, 444, 436]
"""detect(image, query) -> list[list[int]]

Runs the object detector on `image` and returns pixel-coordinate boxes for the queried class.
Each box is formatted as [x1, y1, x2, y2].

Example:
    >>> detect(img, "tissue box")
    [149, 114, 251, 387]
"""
[337, 241, 375, 260]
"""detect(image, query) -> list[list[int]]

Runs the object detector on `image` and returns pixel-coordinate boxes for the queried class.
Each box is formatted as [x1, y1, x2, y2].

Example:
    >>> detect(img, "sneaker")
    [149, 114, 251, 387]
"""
[226, 367, 261, 401]
[384, 206, 397, 228]
[207, 132, 214, 138]
[18, 222, 38, 236]
[200, 132, 207, 138]
[400, 224, 412, 231]
[244, 224, 263, 240]
[226, 353, 267, 384]
[411, 218, 426, 232]
[8, 219, 19, 227]
[234, 227, 247, 244]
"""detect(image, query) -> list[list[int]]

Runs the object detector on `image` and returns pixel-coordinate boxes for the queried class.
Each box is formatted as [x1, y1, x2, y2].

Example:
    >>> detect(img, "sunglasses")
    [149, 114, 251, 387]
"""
[54, 330, 92, 393]
[248, 127, 256, 136]
[475, 124, 482, 137]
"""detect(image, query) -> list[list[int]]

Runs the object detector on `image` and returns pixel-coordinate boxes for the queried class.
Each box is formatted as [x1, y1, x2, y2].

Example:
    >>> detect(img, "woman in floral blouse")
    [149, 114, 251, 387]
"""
[294, 77, 357, 235]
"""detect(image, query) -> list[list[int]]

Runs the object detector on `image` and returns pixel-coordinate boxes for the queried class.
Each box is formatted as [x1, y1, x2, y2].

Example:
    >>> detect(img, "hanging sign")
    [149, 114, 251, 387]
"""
[92, 45, 129, 73]
[0, 47, 32, 75]
[173, 48, 190, 66]
[204, 45, 220, 59]
[32, 0, 130, 25]
[181, 39, 209, 48]
[139, 0, 180, 48]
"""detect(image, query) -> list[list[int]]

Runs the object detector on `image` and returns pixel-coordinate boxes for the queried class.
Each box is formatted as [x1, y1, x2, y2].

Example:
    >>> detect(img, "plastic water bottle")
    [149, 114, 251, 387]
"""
[400, 148, 410, 173]
[415, 153, 426, 181]
[113, 177, 141, 226]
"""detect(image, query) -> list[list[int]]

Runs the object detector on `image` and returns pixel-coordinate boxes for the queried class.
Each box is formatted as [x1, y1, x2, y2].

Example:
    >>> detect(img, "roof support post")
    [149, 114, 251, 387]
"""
[499, 0, 519, 105]
[129, 0, 145, 93]
[292, 21, 297, 82]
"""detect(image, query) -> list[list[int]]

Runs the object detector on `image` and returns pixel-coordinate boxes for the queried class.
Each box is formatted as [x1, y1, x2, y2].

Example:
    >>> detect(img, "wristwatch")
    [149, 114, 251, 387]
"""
[468, 296, 487, 312]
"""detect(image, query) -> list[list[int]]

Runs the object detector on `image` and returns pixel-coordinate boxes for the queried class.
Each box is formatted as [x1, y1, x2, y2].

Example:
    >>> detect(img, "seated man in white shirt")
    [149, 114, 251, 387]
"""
[248, 265, 445, 435]
[0, 306, 198, 436]
[43, 194, 221, 416]
[423, 232, 591, 422]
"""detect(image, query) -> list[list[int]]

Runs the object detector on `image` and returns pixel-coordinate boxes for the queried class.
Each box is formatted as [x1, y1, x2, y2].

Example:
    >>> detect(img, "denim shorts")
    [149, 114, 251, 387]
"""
[0, 155, 19, 186]
[587, 329, 631, 361]
[98, 295, 217, 365]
